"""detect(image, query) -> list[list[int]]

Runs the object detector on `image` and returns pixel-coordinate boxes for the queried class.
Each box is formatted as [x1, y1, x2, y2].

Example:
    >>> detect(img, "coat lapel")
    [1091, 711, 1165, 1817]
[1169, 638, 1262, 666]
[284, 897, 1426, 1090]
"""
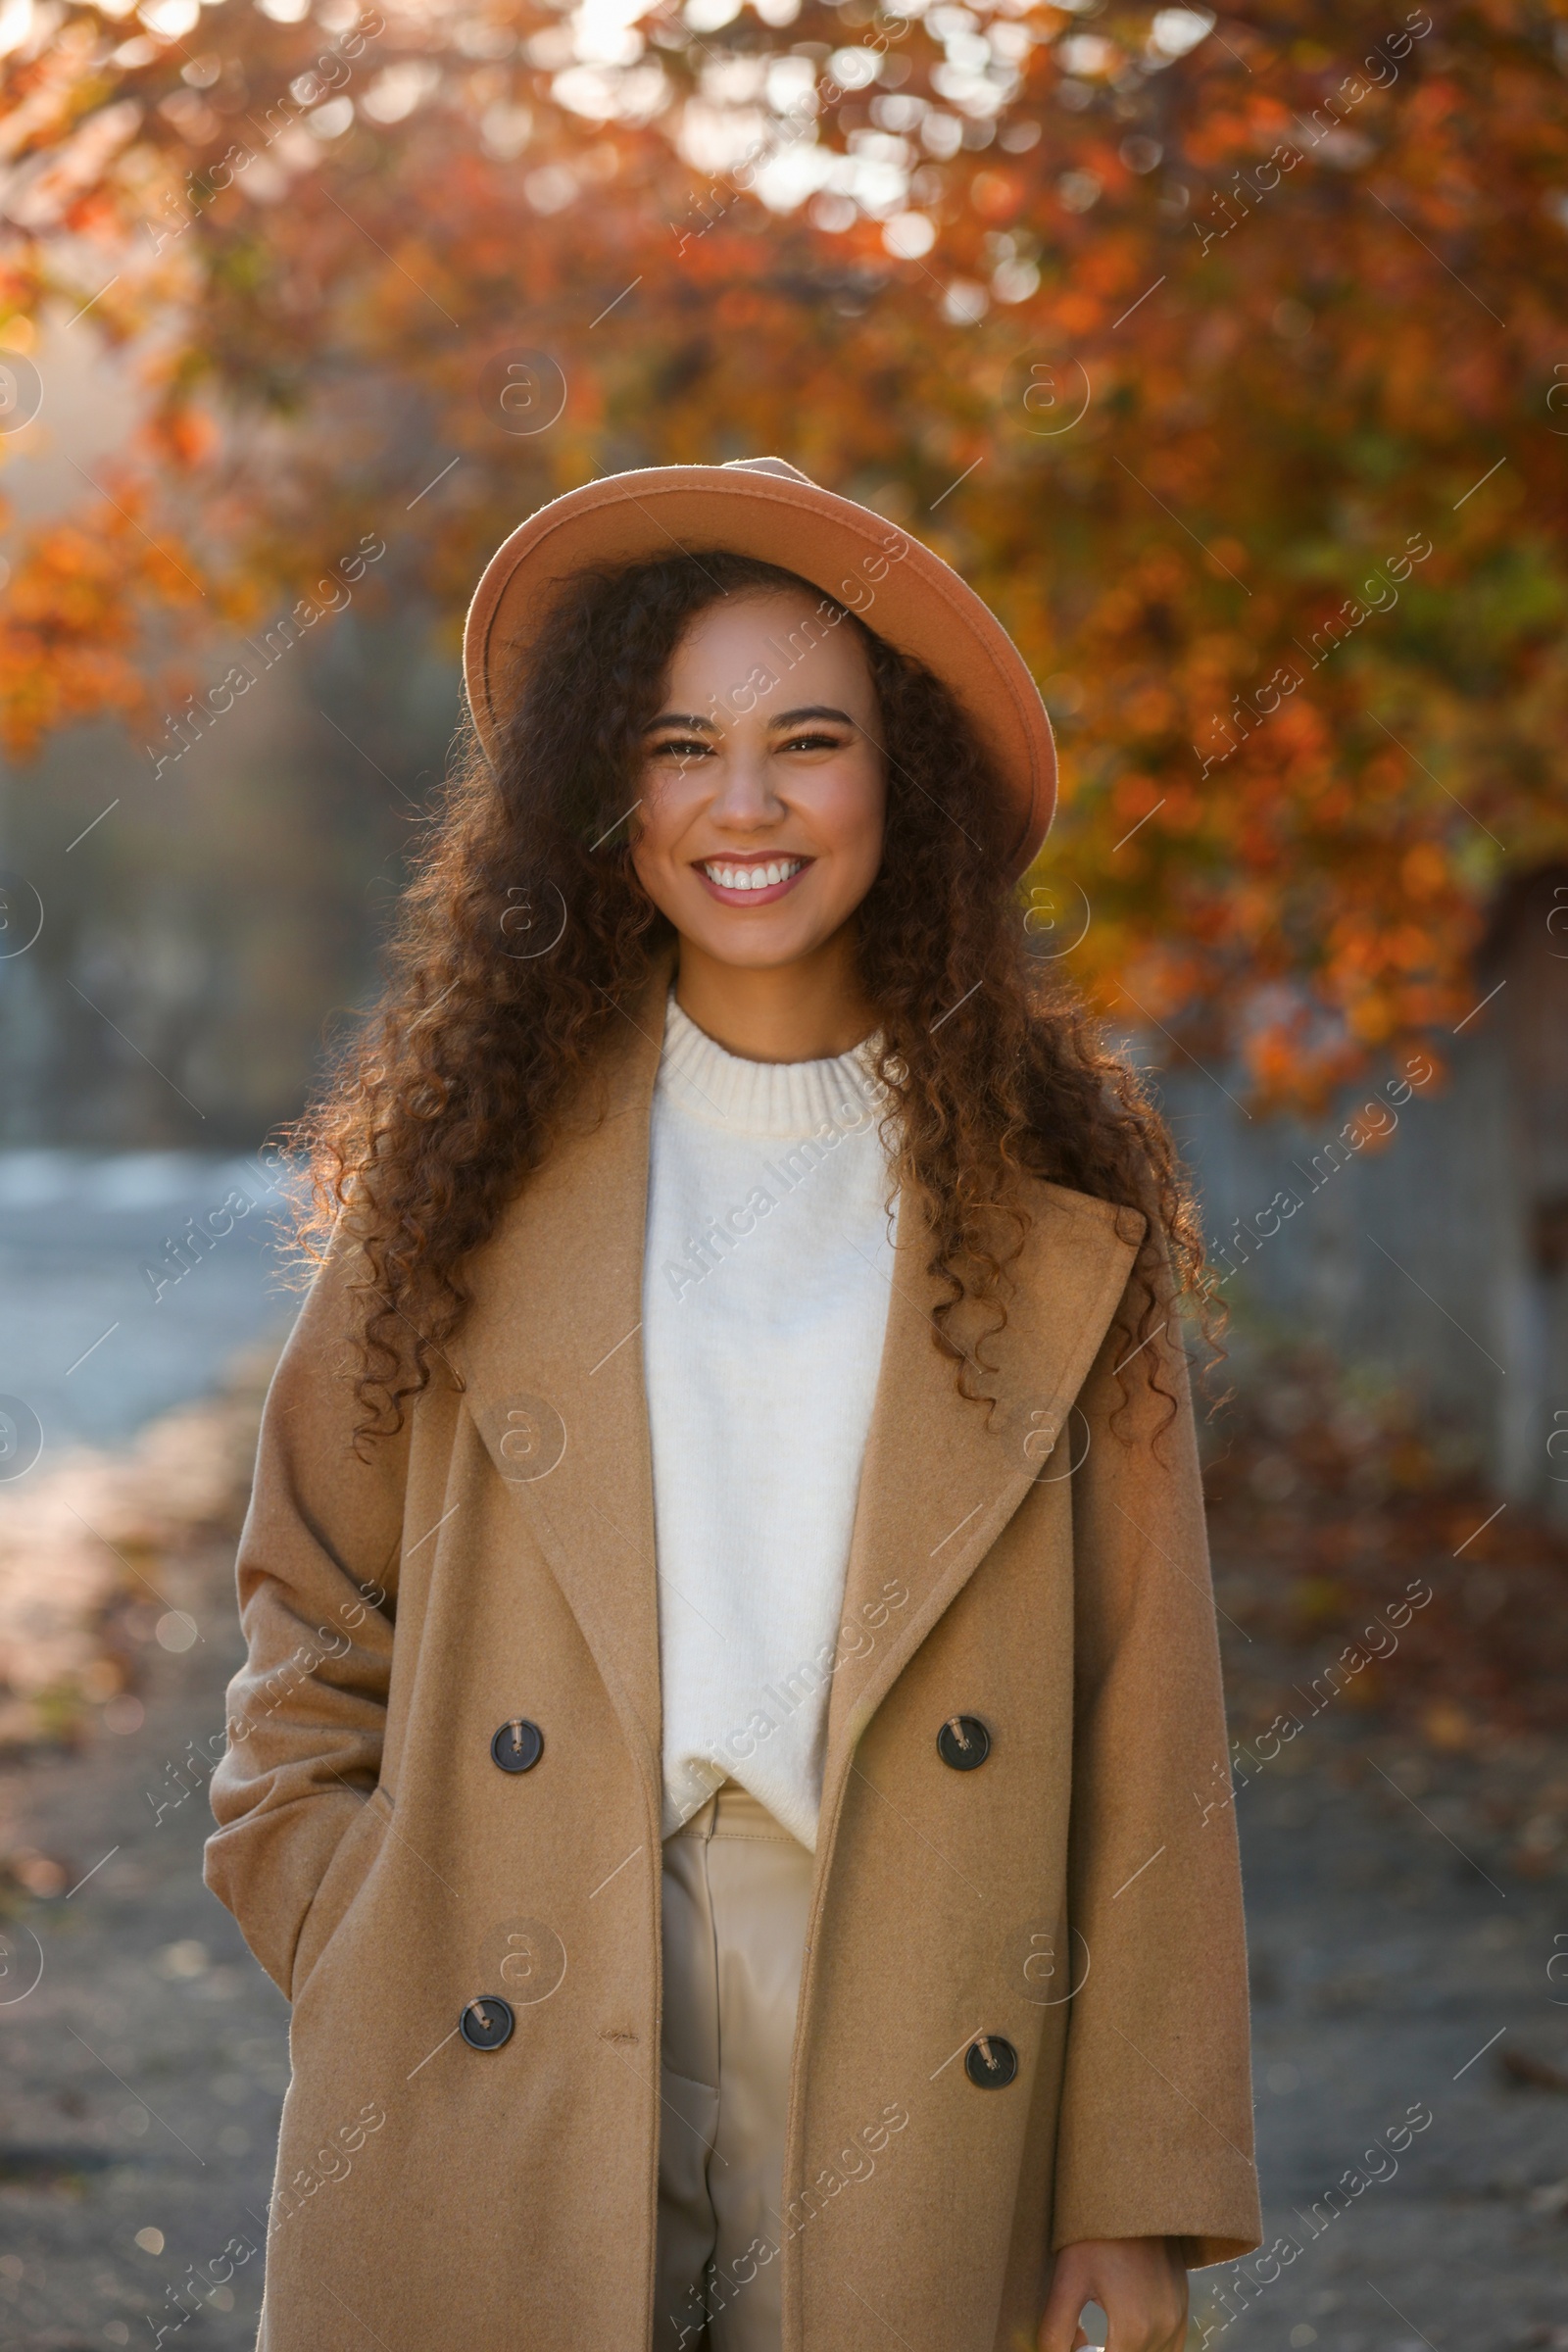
[445, 947, 1145, 1831]
[446, 956, 672, 1816]
[821, 1183, 1145, 1805]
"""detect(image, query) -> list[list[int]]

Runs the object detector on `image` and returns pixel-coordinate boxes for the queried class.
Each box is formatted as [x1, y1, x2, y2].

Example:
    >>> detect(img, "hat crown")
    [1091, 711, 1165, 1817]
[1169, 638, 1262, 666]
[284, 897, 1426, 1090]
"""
[721, 455, 814, 487]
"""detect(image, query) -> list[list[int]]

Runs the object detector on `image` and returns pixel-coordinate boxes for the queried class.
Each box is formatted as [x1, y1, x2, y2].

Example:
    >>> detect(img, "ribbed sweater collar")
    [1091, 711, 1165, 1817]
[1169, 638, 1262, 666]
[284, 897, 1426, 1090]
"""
[656, 990, 884, 1141]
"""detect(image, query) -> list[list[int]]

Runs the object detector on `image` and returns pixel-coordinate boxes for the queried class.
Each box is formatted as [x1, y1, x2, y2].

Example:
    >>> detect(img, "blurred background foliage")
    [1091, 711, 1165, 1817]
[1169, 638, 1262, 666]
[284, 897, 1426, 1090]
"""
[1, 0, 1567, 1139]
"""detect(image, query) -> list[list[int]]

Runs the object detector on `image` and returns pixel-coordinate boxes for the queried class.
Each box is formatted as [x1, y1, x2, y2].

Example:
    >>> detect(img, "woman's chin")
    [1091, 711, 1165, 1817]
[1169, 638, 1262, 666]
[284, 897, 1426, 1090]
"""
[670, 901, 828, 968]
[686, 927, 820, 973]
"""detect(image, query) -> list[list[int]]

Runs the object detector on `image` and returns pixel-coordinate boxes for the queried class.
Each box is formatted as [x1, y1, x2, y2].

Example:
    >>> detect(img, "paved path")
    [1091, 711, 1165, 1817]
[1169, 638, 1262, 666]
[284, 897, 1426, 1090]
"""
[0, 1542, 286, 2349]
[1223, 1710, 1568, 2352]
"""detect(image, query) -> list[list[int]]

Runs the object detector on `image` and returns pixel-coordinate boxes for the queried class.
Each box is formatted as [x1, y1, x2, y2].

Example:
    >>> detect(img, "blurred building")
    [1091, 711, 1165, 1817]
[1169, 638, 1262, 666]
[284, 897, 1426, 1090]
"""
[1172, 870, 1568, 1520]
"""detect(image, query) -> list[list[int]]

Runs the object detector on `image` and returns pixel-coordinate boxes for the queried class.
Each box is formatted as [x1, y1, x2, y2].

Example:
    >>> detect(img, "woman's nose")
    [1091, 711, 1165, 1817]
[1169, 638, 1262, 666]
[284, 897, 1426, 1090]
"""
[706, 746, 783, 827]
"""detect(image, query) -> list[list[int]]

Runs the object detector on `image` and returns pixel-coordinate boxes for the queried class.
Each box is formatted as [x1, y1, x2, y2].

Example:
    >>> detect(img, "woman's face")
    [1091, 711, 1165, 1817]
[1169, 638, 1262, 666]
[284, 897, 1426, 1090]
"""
[629, 587, 887, 973]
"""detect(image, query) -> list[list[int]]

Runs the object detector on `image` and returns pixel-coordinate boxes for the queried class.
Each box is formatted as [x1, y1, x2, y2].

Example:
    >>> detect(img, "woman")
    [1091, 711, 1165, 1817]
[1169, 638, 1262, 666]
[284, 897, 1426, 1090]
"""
[206, 458, 1260, 2352]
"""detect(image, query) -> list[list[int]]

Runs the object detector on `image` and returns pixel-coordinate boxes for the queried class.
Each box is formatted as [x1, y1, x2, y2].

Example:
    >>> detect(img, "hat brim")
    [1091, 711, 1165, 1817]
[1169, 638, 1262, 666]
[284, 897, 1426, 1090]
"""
[462, 464, 1055, 879]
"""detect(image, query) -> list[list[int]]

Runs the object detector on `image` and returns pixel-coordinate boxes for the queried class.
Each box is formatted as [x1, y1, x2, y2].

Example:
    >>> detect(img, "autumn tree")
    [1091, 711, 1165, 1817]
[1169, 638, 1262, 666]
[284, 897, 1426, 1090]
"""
[2, 0, 1566, 1100]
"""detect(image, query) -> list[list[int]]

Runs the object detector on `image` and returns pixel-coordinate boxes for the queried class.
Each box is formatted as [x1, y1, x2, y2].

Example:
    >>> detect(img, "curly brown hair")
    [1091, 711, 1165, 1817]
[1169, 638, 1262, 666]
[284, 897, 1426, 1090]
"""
[289, 549, 1212, 1443]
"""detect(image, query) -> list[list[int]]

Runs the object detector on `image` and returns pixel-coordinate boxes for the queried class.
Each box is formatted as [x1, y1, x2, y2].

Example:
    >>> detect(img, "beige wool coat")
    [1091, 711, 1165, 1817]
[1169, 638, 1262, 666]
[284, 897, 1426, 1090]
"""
[206, 967, 1261, 2352]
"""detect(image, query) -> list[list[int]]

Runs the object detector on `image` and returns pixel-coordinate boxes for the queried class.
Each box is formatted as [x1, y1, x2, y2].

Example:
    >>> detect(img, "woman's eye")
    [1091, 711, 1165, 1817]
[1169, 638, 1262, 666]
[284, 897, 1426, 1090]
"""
[781, 731, 844, 754]
[649, 736, 711, 761]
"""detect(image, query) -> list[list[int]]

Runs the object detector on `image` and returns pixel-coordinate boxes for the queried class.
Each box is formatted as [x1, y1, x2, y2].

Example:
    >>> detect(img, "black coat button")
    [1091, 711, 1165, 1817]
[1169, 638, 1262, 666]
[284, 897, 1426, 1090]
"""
[965, 2034, 1017, 2087]
[460, 1996, 514, 2051]
[937, 1715, 991, 1771]
[491, 1718, 544, 1774]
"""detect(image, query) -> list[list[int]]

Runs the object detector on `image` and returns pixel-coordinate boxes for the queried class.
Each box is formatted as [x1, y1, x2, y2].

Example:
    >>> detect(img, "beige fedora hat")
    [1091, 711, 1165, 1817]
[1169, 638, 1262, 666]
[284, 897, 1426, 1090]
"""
[463, 457, 1056, 878]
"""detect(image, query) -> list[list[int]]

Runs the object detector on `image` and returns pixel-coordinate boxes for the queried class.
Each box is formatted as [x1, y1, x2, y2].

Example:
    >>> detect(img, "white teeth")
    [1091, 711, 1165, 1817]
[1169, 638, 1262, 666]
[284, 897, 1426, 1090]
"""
[703, 858, 802, 892]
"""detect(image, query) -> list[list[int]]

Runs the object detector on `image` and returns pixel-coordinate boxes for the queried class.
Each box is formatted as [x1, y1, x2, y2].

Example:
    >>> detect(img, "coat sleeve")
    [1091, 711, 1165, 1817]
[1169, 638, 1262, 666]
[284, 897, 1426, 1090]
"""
[1051, 1261, 1261, 2269]
[204, 1237, 409, 1999]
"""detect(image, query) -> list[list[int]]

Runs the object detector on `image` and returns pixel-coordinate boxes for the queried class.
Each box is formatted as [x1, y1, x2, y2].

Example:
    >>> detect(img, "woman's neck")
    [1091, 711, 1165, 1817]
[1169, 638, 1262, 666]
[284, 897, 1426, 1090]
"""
[672, 929, 878, 1064]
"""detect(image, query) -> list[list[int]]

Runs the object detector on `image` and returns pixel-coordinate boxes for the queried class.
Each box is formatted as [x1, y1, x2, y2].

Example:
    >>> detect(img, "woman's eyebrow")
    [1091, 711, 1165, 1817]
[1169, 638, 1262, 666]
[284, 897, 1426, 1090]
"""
[645, 710, 717, 732]
[771, 705, 856, 728]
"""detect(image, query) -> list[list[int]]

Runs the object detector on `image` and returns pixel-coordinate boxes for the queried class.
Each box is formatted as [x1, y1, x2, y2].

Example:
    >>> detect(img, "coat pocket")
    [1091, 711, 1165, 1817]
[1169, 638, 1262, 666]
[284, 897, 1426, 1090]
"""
[289, 1787, 393, 2001]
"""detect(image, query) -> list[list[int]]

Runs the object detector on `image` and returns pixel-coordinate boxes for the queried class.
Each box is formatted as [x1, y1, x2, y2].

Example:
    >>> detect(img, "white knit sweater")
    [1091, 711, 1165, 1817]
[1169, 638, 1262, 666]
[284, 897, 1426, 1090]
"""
[643, 992, 895, 1849]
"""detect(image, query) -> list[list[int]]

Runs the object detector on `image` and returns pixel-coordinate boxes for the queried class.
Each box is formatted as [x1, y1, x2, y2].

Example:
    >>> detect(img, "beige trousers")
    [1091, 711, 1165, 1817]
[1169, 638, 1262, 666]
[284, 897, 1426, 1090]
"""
[655, 1781, 814, 2352]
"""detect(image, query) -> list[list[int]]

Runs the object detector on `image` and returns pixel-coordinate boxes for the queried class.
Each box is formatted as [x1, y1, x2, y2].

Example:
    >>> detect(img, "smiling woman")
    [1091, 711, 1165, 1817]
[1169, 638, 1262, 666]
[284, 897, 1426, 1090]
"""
[298, 522, 1199, 1435]
[632, 583, 888, 1061]
[206, 460, 1259, 2352]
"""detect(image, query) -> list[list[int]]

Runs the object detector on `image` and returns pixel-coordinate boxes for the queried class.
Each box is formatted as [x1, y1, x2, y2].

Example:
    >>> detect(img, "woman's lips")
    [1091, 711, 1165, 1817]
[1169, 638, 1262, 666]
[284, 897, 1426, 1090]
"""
[693, 856, 811, 907]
